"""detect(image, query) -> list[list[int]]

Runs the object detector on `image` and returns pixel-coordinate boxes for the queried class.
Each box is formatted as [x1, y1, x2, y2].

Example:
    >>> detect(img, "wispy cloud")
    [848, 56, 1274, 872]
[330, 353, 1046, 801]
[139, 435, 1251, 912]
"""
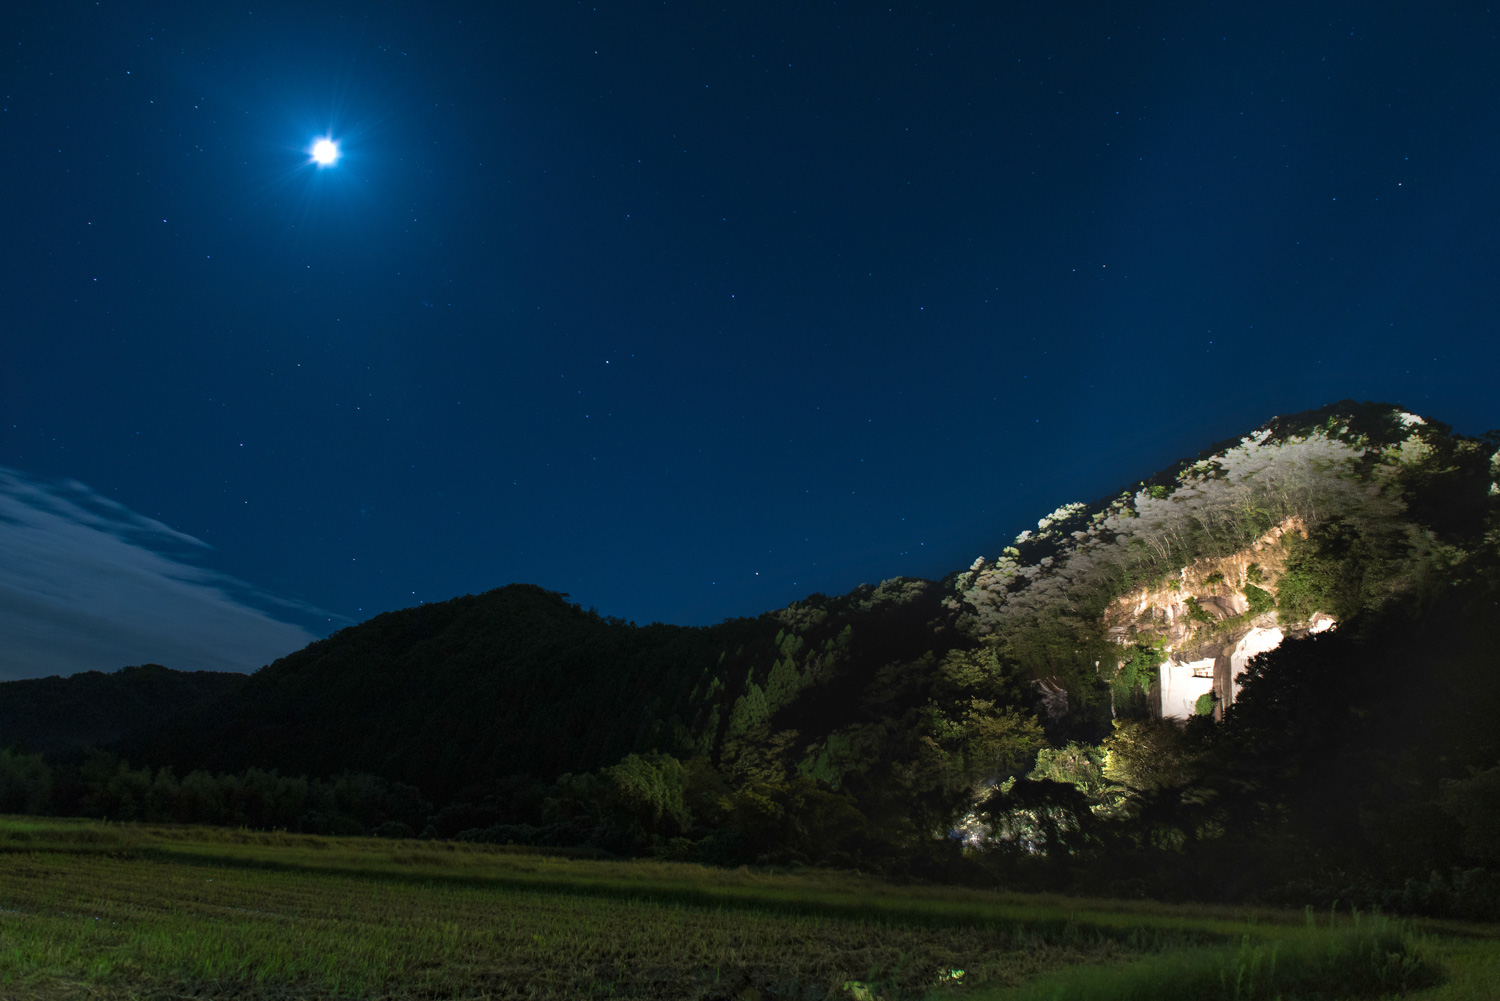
[0, 466, 325, 681]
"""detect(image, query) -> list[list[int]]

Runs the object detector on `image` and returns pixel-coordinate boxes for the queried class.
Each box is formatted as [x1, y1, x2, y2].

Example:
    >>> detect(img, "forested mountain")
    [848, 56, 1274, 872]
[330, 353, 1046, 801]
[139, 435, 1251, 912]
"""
[121, 587, 758, 803]
[5, 399, 1498, 913]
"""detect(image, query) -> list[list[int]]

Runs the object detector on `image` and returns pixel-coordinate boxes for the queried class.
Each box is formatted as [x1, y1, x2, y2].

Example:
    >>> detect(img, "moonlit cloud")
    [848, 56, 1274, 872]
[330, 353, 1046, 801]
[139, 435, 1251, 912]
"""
[0, 466, 324, 681]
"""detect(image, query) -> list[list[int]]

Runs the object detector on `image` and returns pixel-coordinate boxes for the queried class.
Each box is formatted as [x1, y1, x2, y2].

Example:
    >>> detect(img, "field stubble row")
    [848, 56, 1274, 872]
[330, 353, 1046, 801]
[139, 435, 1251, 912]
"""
[0, 818, 1140, 1000]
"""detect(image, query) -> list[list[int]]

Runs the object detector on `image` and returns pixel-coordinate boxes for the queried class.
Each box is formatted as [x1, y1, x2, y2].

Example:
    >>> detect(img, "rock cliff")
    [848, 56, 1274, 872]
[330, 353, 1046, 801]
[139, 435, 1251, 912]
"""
[941, 401, 1496, 720]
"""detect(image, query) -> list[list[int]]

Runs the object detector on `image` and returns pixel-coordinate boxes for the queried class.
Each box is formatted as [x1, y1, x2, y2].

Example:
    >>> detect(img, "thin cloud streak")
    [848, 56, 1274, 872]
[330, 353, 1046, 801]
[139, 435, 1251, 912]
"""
[0, 466, 324, 681]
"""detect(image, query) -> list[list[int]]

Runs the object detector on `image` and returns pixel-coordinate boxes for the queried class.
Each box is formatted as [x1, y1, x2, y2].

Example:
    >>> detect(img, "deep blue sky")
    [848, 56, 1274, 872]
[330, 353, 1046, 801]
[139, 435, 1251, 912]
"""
[2, 2, 1497, 678]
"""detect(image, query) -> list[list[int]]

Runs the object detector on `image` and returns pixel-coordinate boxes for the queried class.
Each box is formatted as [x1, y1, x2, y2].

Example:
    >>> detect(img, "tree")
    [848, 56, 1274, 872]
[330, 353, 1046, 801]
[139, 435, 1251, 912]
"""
[0, 748, 51, 814]
[976, 778, 1098, 886]
[604, 753, 691, 837]
[1102, 719, 1195, 795]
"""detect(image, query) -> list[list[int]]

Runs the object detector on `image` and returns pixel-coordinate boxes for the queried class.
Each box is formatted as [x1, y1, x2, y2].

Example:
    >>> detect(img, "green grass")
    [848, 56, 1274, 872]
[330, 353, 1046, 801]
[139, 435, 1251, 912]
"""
[970, 915, 1436, 1000]
[1408, 936, 1500, 1001]
[0, 816, 1490, 1000]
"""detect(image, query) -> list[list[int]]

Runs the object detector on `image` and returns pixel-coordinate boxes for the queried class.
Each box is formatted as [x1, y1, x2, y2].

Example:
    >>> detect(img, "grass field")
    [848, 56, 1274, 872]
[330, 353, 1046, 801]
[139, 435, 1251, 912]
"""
[0, 816, 1493, 1000]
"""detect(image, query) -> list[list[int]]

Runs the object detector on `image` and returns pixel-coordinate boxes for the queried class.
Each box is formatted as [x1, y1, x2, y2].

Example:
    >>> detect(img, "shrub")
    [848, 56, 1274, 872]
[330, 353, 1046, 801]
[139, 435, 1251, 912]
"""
[1243, 584, 1275, 617]
[1111, 642, 1166, 716]
[1102, 719, 1194, 793]
[1184, 597, 1214, 625]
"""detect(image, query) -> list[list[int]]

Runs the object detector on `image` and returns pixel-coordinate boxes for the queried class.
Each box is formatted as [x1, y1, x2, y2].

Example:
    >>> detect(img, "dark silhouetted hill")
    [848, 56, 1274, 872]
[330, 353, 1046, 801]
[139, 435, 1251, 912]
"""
[121, 579, 980, 807]
[123, 586, 760, 802]
[0, 664, 247, 758]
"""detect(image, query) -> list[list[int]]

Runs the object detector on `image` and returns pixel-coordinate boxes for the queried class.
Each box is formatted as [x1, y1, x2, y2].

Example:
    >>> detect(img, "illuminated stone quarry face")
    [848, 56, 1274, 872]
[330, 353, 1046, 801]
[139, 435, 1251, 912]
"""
[1160, 657, 1216, 719]
[1158, 616, 1337, 719]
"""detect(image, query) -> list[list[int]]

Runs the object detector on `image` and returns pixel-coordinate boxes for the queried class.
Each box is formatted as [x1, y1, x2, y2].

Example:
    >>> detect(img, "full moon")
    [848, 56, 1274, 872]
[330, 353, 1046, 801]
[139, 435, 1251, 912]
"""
[311, 138, 340, 167]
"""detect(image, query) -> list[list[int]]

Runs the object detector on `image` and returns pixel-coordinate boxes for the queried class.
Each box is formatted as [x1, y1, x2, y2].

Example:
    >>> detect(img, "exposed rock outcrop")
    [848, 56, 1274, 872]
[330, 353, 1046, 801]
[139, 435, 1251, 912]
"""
[943, 401, 1465, 720]
[1099, 517, 1336, 717]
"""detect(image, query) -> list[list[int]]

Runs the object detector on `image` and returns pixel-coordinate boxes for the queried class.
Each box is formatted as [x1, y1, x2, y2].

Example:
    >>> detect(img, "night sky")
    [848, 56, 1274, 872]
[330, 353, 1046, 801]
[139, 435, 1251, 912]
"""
[3, 3, 1498, 680]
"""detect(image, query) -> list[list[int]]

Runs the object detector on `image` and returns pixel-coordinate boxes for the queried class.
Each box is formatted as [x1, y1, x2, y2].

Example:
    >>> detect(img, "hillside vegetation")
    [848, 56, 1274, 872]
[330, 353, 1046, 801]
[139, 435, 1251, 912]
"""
[2, 400, 1497, 916]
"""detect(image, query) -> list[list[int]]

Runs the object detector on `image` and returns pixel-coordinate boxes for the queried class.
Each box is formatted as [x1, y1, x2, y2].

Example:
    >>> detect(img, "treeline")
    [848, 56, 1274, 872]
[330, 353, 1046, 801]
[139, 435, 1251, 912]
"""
[0, 749, 429, 836]
[433, 753, 891, 869]
[0, 743, 913, 871]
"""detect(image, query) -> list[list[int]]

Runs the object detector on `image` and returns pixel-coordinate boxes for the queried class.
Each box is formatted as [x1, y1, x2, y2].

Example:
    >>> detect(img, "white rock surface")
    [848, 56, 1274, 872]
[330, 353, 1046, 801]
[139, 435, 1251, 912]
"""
[1228, 626, 1285, 704]
[1160, 657, 1216, 719]
[1308, 613, 1336, 634]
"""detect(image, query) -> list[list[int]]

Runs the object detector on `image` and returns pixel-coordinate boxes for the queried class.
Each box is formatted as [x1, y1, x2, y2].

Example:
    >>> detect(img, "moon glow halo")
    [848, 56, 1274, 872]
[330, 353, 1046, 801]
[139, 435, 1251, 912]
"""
[311, 138, 340, 167]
